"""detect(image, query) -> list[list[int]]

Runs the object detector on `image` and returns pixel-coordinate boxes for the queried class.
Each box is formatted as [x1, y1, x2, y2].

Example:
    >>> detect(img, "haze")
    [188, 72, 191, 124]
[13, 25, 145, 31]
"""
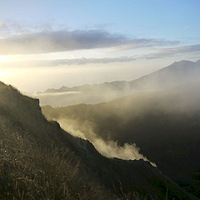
[0, 0, 200, 92]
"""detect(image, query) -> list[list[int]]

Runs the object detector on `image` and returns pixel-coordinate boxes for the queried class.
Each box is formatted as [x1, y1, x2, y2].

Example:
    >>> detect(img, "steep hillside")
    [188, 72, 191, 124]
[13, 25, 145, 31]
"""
[0, 81, 196, 199]
[42, 82, 200, 198]
[35, 59, 200, 106]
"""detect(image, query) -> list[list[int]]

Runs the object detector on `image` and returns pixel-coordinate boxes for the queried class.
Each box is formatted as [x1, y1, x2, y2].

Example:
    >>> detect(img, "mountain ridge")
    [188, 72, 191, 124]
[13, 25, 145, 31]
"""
[34, 59, 200, 107]
[42, 59, 199, 93]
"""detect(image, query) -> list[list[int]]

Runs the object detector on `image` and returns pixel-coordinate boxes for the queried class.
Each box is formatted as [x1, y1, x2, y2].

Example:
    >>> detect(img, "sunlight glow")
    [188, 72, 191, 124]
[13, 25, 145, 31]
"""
[0, 70, 12, 79]
[0, 56, 12, 62]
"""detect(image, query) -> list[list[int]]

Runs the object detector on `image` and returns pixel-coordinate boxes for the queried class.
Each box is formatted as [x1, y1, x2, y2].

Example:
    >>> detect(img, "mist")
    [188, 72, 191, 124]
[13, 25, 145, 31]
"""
[56, 118, 153, 164]
[40, 60, 200, 166]
[31, 59, 200, 107]
[41, 81, 200, 169]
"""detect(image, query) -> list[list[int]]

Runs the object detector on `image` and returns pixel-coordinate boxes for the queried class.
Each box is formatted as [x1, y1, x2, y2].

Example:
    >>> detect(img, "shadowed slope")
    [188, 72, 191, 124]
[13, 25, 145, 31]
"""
[0, 81, 196, 199]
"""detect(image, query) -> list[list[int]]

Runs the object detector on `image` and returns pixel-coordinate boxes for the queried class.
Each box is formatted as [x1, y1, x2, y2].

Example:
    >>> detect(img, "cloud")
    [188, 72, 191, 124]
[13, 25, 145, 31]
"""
[0, 29, 178, 55]
[38, 56, 136, 66]
[0, 22, 10, 37]
[1, 44, 199, 67]
[110, 38, 179, 51]
[23, 44, 200, 66]
[146, 44, 200, 59]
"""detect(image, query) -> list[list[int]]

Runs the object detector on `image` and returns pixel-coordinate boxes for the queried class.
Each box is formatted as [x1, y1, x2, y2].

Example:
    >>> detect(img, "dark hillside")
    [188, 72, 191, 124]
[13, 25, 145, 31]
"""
[0, 81, 196, 199]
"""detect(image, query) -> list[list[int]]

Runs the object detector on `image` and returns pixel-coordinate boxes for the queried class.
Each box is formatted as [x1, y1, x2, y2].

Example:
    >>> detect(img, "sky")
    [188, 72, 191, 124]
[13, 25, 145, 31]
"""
[0, 0, 200, 92]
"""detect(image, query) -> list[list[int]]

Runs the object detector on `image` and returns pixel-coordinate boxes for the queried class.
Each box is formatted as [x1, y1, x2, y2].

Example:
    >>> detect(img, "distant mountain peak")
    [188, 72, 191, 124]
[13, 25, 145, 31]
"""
[60, 85, 68, 90]
[35, 59, 200, 106]
[165, 59, 194, 69]
[195, 59, 200, 64]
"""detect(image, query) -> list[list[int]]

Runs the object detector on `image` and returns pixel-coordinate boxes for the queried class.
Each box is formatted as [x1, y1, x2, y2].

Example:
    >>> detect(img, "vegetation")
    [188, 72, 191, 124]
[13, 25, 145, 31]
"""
[0, 81, 197, 199]
[0, 84, 115, 199]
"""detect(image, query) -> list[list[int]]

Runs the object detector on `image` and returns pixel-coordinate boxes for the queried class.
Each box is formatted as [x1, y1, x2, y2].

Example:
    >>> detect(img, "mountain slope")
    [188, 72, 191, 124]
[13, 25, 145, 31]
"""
[35, 59, 200, 106]
[42, 82, 200, 198]
[0, 82, 197, 199]
[130, 60, 200, 90]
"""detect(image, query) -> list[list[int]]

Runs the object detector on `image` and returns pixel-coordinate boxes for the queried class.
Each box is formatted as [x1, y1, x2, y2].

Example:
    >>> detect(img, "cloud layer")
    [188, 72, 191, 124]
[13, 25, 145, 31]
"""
[19, 44, 199, 66]
[0, 28, 178, 55]
[1, 21, 199, 63]
[147, 44, 200, 59]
